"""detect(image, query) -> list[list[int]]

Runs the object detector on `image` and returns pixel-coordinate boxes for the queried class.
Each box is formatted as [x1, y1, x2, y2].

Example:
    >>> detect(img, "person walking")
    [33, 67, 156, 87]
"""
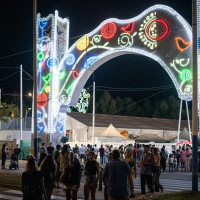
[160, 148, 167, 172]
[99, 145, 105, 165]
[22, 155, 47, 200]
[180, 147, 186, 171]
[152, 148, 163, 193]
[60, 152, 81, 200]
[79, 144, 86, 164]
[103, 149, 134, 200]
[39, 155, 56, 200]
[38, 143, 47, 166]
[54, 144, 61, 188]
[185, 147, 191, 171]
[84, 151, 100, 200]
[124, 150, 136, 198]
[139, 145, 155, 200]
[47, 142, 55, 155]
[1, 143, 8, 169]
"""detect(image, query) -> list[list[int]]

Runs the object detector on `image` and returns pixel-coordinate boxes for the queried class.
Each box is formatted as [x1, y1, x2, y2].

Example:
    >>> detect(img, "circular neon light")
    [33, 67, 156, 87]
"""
[45, 86, 50, 93]
[37, 93, 48, 108]
[101, 22, 117, 39]
[180, 69, 192, 81]
[37, 52, 44, 61]
[47, 58, 57, 68]
[76, 35, 90, 51]
[146, 19, 169, 41]
[65, 53, 76, 67]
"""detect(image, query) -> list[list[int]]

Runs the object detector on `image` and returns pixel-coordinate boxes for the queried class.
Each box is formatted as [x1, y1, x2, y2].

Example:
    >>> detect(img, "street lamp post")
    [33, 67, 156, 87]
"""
[192, 0, 198, 192]
[33, 0, 38, 160]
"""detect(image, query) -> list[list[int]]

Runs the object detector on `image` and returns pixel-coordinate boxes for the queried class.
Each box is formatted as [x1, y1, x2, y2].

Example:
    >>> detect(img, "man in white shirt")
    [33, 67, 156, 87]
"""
[79, 144, 86, 163]
[94, 144, 98, 160]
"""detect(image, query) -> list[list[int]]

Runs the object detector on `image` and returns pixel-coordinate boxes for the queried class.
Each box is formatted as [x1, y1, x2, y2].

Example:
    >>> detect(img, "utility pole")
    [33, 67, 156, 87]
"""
[92, 81, 95, 145]
[33, 0, 38, 160]
[177, 99, 182, 143]
[192, 0, 198, 192]
[20, 65, 23, 140]
[0, 88, 1, 131]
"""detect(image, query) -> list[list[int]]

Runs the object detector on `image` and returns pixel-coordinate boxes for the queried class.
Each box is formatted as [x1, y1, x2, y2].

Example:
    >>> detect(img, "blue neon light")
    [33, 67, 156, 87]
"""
[47, 58, 57, 68]
[57, 124, 64, 135]
[37, 110, 43, 122]
[84, 56, 98, 69]
[39, 20, 48, 30]
[37, 124, 44, 134]
[198, 37, 200, 50]
[65, 53, 76, 67]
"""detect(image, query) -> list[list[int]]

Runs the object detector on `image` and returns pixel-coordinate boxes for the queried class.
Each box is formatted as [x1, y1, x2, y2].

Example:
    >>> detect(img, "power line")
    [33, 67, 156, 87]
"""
[0, 71, 19, 83]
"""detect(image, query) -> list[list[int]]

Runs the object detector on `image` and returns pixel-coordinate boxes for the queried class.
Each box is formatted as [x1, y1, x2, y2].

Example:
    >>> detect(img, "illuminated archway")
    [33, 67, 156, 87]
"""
[36, 5, 192, 142]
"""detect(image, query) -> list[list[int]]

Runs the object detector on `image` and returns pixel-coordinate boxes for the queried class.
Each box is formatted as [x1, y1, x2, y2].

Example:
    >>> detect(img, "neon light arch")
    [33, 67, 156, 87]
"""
[36, 4, 193, 143]
[57, 4, 192, 109]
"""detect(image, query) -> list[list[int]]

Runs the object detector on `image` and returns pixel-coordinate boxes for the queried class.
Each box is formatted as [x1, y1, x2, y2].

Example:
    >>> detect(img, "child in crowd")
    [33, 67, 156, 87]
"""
[173, 155, 177, 171]
[168, 154, 174, 172]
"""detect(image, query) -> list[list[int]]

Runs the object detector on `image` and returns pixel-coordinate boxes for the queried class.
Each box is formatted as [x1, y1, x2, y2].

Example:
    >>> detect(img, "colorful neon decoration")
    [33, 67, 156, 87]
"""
[118, 32, 137, 47]
[58, 70, 66, 80]
[121, 22, 135, 34]
[45, 86, 50, 93]
[35, 5, 193, 142]
[72, 70, 79, 79]
[175, 37, 192, 52]
[39, 20, 48, 30]
[180, 69, 192, 81]
[101, 22, 117, 39]
[84, 56, 98, 69]
[47, 58, 57, 68]
[37, 52, 45, 61]
[37, 124, 44, 134]
[37, 110, 43, 122]
[37, 93, 48, 108]
[65, 53, 76, 67]
[76, 35, 90, 51]
[146, 19, 169, 41]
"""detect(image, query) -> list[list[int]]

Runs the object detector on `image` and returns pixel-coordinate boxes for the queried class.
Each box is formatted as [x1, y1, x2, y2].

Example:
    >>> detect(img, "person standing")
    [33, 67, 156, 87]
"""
[124, 150, 136, 198]
[47, 143, 54, 155]
[60, 152, 81, 200]
[160, 148, 167, 172]
[99, 145, 105, 165]
[103, 149, 134, 200]
[1, 143, 8, 169]
[84, 151, 100, 200]
[139, 145, 155, 200]
[180, 147, 186, 171]
[38, 143, 47, 166]
[39, 155, 56, 200]
[22, 155, 47, 200]
[152, 148, 163, 193]
[79, 144, 86, 164]
[94, 144, 98, 160]
[185, 147, 191, 171]
[53, 144, 61, 188]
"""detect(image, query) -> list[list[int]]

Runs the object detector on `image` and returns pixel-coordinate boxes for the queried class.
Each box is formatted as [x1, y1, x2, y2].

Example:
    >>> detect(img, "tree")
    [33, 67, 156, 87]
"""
[98, 91, 112, 114]
[60, 136, 68, 145]
[0, 102, 19, 123]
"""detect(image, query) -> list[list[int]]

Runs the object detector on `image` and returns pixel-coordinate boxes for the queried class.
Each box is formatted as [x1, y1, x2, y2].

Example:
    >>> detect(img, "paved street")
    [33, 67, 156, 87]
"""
[0, 160, 200, 199]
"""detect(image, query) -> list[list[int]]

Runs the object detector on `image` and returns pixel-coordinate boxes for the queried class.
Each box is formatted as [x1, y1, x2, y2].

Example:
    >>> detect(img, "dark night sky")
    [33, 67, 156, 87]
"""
[0, 0, 192, 106]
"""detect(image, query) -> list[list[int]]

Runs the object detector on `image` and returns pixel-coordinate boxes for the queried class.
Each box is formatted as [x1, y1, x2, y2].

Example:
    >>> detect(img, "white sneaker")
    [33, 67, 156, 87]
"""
[139, 195, 146, 200]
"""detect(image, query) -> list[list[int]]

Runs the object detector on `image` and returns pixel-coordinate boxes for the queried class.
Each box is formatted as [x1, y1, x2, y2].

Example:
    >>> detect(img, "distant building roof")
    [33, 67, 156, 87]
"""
[68, 112, 191, 131]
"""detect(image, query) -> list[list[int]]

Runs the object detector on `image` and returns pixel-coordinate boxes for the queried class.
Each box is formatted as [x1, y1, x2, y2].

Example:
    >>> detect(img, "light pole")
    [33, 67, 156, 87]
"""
[33, 0, 38, 160]
[192, 0, 198, 192]
[25, 108, 31, 129]
[20, 64, 23, 140]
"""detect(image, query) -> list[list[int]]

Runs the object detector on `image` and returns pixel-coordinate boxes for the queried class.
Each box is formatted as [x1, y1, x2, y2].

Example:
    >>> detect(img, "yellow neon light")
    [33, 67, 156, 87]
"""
[76, 35, 90, 51]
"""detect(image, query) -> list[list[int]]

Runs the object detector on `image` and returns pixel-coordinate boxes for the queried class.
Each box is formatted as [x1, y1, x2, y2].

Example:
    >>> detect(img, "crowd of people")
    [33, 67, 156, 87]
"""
[1, 142, 200, 200]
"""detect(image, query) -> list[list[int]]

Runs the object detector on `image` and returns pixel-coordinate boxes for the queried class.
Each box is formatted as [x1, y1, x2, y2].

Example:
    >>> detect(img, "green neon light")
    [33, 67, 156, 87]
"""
[37, 52, 45, 61]
[67, 107, 72, 113]
[180, 69, 192, 81]
[41, 73, 51, 92]
[58, 70, 66, 80]
[65, 80, 76, 94]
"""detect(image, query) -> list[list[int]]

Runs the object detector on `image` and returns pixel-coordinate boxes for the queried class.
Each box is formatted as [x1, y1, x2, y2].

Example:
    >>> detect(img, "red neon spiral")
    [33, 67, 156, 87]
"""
[37, 93, 48, 108]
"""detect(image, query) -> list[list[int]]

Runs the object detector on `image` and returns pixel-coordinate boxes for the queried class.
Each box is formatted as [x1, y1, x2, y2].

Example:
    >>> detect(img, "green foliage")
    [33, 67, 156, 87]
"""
[0, 102, 19, 123]
[88, 92, 191, 120]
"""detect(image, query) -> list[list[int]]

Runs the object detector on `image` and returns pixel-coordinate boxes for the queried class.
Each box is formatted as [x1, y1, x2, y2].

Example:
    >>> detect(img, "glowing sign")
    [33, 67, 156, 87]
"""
[72, 70, 79, 79]
[76, 35, 90, 51]
[45, 86, 50, 93]
[175, 37, 192, 52]
[58, 70, 66, 80]
[37, 124, 44, 134]
[65, 53, 76, 67]
[101, 22, 117, 39]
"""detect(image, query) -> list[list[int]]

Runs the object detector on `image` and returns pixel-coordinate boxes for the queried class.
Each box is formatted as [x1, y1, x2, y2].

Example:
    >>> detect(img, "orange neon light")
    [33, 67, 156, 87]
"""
[175, 37, 192, 52]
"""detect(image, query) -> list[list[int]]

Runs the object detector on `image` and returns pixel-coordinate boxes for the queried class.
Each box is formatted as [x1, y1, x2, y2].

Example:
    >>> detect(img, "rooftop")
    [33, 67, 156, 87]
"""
[68, 112, 190, 131]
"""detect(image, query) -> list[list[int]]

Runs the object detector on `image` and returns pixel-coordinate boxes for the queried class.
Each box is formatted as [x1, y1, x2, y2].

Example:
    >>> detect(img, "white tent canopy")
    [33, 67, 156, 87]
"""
[99, 123, 128, 139]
